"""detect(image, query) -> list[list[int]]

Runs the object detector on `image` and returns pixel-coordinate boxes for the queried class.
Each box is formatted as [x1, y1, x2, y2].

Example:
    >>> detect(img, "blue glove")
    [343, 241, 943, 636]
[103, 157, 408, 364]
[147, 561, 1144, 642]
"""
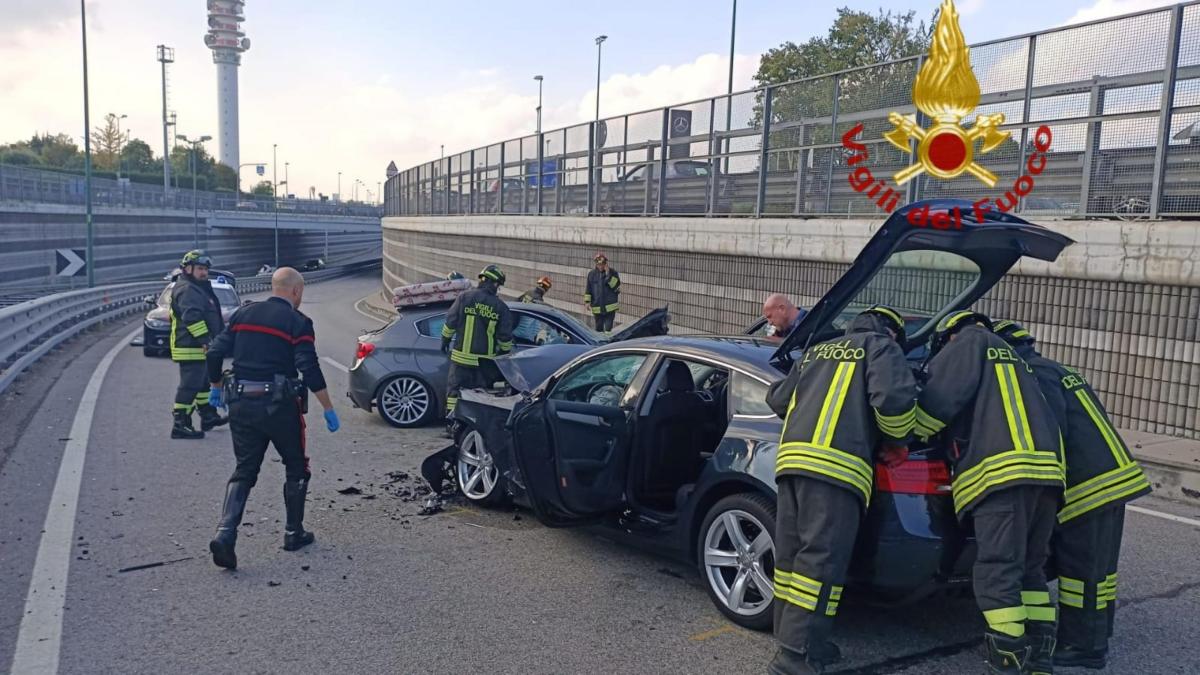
[209, 386, 223, 409]
[324, 409, 340, 432]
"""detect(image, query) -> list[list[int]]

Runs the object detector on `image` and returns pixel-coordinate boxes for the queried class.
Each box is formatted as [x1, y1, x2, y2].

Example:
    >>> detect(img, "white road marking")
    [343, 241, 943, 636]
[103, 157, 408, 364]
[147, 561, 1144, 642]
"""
[353, 295, 390, 324]
[321, 356, 350, 373]
[10, 327, 140, 675]
[1128, 504, 1200, 529]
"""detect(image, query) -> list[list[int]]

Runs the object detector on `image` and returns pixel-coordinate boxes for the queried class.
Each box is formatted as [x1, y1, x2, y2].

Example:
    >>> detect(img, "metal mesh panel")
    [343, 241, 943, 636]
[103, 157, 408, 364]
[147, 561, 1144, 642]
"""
[1032, 11, 1171, 88]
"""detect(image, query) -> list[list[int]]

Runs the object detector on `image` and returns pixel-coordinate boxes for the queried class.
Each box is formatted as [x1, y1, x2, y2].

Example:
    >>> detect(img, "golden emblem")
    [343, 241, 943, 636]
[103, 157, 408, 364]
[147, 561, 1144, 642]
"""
[884, 0, 1010, 187]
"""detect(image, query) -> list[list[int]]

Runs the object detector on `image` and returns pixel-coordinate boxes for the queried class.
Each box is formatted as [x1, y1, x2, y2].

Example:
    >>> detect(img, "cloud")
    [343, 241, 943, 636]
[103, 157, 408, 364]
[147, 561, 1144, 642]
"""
[957, 0, 987, 17]
[1, 0, 78, 37]
[1065, 0, 1179, 24]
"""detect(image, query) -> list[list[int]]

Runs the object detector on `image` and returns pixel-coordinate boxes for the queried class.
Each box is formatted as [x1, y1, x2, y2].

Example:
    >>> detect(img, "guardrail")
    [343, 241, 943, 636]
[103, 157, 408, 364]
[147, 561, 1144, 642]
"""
[0, 259, 381, 395]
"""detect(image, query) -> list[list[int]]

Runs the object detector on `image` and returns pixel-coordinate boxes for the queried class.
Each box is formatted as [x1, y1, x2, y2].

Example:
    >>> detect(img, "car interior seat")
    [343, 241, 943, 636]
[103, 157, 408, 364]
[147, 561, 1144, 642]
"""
[640, 360, 709, 508]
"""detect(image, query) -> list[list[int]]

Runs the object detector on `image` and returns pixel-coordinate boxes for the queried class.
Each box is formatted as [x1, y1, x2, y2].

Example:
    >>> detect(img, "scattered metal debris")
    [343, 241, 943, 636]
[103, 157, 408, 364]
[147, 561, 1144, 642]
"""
[117, 556, 195, 574]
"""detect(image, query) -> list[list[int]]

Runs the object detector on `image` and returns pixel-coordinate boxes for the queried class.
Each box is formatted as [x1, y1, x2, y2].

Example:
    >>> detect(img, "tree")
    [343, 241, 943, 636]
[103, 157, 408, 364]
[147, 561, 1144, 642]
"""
[89, 113, 128, 172]
[212, 163, 237, 191]
[251, 180, 274, 196]
[28, 133, 80, 168]
[0, 147, 42, 166]
[120, 139, 156, 174]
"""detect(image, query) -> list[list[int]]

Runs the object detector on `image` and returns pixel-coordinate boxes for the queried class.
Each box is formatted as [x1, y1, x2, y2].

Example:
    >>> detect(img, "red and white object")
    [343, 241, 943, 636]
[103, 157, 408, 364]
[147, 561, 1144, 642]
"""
[392, 278, 472, 308]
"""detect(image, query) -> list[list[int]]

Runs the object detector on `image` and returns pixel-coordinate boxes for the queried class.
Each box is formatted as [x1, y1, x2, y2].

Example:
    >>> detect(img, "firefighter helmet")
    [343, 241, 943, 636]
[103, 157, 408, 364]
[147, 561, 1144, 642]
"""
[478, 264, 506, 285]
[536, 276, 552, 290]
[593, 252, 608, 264]
[931, 310, 992, 355]
[180, 250, 212, 269]
[861, 305, 907, 350]
[993, 319, 1035, 346]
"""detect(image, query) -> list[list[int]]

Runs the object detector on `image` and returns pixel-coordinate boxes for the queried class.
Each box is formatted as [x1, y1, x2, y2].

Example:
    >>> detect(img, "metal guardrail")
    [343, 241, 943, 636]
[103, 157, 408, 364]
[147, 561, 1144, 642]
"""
[0, 260, 381, 395]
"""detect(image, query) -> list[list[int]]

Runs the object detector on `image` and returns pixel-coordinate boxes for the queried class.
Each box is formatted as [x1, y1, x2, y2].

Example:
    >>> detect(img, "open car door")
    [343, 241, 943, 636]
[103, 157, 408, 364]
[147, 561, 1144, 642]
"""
[772, 199, 1073, 368]
[505, 351, 654, 527]
[605, 306, 671, 342]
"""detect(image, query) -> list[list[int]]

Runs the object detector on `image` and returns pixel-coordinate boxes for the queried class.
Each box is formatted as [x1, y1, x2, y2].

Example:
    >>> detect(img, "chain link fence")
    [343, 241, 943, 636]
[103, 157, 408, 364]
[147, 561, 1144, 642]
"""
[386, 2, 1200, 221]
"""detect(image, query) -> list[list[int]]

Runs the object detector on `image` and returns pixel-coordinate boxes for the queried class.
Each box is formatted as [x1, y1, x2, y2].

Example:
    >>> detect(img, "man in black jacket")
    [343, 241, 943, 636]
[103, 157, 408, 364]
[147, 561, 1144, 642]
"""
[994, 320, 1150, 670]
[169, 250, 226, 439]
[916, 311, 1065, 674]
[765, 306, 917, 675]
[204, 267, 340, 569]
[441, 265, 514, 424]
[584, 252, 620, 333]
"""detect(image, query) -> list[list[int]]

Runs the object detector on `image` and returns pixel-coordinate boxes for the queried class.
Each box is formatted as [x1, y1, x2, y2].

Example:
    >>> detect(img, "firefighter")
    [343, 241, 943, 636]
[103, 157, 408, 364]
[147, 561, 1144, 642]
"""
[915, 311, 1065, 675]
[993, 320, 1150, 671]
[441, 265, 514, 428]
[765, 306, 917, 675]
[169, 250, 227, 439]
[205, 267, 339, 569]
[584, 252, 620, 333]
[520, 276, 552, 304]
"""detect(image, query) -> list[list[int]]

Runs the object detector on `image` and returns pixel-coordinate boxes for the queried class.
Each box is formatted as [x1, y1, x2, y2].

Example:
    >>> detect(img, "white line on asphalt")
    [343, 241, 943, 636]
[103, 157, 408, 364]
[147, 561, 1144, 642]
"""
[353, 296, 389, 324]
[1128, 504, 1200, 528]
[10, 327, 140, 675]
[322, 356, 350, 373]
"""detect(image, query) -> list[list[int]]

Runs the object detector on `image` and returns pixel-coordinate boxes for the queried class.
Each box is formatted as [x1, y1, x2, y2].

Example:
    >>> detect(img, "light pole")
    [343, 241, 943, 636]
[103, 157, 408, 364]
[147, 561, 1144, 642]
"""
[337, 171, 342, 203]
[724, 0, 738, 173]
[176, 134, 211, 248]
[273, 143, 279, 268]
[534, 75, 544, 135]
[594, 36, 607, 129]
[284, 162, 289, 198]
[113, 113, 127, 179]
[377, 181, 382, 206]
[81, 0, 95, 287]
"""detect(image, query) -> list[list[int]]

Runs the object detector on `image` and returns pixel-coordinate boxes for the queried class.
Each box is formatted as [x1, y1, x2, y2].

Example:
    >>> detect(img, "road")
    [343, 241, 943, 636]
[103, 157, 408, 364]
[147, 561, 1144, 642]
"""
[1, 273, 1198, 674]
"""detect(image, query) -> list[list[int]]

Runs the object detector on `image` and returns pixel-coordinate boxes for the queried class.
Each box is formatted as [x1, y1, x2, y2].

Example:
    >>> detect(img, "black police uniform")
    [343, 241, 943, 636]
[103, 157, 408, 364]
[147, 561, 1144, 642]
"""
[994, 322, 1150, 667]
[584, 266, 621, 332]
[916, 316, 1064, 673]
[441, 282, 513, 414]
[170, 271, 225, 435]
[204, 296, 328, 568]
[765, 312, 917, 672]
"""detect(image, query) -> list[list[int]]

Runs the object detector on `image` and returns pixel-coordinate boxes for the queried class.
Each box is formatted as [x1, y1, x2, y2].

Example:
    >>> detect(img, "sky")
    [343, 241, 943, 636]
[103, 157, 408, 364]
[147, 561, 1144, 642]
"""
[0, 0, 1183, 200]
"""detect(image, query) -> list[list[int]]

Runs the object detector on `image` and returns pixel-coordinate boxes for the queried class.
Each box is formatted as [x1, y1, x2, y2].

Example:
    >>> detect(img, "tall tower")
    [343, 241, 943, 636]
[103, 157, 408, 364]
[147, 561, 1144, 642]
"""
[204, 0, 250, 169]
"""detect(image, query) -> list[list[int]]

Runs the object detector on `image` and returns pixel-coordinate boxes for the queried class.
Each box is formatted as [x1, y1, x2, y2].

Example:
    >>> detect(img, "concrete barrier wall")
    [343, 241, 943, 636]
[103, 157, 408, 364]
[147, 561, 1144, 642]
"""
[0, 204, 381, 291]
[382, 215, 1200, 438]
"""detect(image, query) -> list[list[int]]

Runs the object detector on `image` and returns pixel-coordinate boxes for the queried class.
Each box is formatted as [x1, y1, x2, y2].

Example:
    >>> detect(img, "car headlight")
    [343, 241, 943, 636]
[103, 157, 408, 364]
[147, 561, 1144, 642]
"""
[144, 318, 170, 330]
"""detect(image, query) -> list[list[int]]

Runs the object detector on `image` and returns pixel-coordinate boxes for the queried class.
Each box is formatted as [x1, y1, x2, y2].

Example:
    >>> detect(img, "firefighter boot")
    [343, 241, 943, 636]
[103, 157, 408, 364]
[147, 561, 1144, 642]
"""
[198, 403, 229, 431]
[767, 648, 822, 675]
[209, 481, 251, 569]
[282, 478, 315, 551]
[1026, 622, 1056, 675]
[1053, 645, 1106, 670]
[171, 410, 204, 439]
[983, 632, 1030, 674]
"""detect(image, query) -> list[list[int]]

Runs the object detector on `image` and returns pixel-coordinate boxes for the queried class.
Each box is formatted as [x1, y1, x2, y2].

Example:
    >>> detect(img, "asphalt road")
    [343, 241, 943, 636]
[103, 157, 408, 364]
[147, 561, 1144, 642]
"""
[1, 273, 1198, 675]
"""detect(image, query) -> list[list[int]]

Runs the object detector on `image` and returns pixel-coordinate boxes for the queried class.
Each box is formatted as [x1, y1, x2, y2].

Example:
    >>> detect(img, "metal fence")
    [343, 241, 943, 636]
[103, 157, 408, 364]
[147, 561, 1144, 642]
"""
[387, 2, 1200, 220]
[0, 164, 383, 218]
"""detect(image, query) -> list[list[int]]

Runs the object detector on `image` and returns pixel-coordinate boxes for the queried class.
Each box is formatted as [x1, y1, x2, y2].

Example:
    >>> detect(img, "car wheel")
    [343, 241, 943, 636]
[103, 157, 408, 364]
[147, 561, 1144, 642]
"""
[697, 493, 776, 631]
[456, 428, 506, 506]
[375, 375, 436, 428]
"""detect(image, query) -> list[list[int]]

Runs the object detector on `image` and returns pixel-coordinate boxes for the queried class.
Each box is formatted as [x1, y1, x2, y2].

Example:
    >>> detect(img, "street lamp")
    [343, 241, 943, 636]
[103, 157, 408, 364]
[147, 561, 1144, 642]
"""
[81, 0, 95, 287]
[337, 171, 342, 203]
[176, 134, 212, 248]
[594, 35, 607, 129]
[724, 0, 738, 173]
[284, 162, 290, 198]
[113, 113, 128, 179]
[534, 75, 544, 135]
[273, 143, 279, 268]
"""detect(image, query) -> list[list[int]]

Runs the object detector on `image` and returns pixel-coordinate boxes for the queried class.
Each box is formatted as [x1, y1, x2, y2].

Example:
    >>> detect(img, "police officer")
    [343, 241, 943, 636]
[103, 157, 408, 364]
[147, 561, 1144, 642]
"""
[204, 267, 340, 569]
[993, 320, 1150, 671]
[169, 250, 227, 439]
[441, 265, 514, 424]
[584, 252, 620, 333]
[520, 276, 552, 304]
[916, 311, 1064, 674]
[765, 306, 917, 675]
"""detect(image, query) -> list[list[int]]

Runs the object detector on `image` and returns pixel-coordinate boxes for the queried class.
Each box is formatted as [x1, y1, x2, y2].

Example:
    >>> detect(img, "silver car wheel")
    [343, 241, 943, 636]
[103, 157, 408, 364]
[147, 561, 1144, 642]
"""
[379, 376, 431, 426]
[703, 509, 775, 617]
[456, 430, 498, 501]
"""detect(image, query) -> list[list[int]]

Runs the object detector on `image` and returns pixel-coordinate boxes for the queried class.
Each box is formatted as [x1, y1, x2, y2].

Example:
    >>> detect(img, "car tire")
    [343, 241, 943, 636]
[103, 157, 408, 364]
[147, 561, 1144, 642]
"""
[697, 492, 777, 631]
[375, 375, 437, 428]
[455, 427, 507, 507]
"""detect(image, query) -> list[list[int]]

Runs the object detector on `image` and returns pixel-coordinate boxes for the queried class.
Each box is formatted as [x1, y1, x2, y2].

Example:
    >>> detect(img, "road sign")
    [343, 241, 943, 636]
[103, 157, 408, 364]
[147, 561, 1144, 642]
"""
[256, 165, 265, 176]
[56, 249, 86, 277]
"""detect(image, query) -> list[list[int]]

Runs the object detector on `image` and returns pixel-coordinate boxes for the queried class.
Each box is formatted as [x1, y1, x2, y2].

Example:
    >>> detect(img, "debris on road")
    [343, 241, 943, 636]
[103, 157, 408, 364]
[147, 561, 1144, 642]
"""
[268, 580, 281, 587]
[117, 556, 195, 574]
[336, 486, 362, 495]
[418, 496, 443, 516]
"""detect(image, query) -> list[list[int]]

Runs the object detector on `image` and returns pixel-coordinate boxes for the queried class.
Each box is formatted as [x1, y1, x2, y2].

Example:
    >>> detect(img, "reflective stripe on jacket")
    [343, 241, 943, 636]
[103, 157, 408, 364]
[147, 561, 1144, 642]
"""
[169, 275, 223, 362]
[442, 286, 514, 367]
[584, 268, 620, 314]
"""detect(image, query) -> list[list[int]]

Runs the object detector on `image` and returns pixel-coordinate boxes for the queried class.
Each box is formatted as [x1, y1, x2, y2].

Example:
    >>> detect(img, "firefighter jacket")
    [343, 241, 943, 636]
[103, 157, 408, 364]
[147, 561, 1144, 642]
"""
[584, 268, 621, 315]
[519, 286, 546, 304]
[766, 314, 918, 507]
[170, 274, 223, 362]
[915, 325, 1064, 515]
[441, 284, 514, 367]
[1014, 343, 1150, 524]
[205, 296, 327, 394]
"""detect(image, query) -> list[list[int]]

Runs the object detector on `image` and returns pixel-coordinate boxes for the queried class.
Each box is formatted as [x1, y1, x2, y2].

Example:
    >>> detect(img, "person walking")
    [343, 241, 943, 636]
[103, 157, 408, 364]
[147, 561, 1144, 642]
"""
[584, 252, 620, 333]
[169, 250, 227, 439]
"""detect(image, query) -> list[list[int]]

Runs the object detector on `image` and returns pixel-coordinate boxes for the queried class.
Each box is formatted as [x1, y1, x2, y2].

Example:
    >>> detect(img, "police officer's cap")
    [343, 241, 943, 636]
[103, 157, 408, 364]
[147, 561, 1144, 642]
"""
[478, 264, 506, 285]
[180, 249, 213, 268]
[993, 319, 1035, 346]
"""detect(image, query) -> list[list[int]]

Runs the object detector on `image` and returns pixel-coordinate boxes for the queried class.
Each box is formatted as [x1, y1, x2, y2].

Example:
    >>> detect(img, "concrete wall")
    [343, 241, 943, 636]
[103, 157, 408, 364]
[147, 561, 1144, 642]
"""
[382, 215, 1200, 439]
[0, 204, 381, 291]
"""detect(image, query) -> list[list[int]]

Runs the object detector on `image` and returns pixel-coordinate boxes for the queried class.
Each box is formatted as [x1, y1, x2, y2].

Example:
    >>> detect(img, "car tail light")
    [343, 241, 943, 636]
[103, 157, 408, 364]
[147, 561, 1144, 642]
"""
[355, 341, 375, 361]
[875, 459, 952, 495]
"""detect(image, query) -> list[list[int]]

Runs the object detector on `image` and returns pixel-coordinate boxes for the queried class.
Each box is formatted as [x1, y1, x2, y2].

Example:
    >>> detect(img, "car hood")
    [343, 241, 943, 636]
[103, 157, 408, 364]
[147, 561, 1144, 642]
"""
[147, 306, 169, 322]
[601, 306, 670, 343]
[494, 344, 592, 393]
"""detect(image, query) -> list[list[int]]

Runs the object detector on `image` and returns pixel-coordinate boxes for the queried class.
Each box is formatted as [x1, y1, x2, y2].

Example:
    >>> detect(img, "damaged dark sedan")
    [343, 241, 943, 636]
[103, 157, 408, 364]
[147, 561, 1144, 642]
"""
[431, 200, 1073, 630]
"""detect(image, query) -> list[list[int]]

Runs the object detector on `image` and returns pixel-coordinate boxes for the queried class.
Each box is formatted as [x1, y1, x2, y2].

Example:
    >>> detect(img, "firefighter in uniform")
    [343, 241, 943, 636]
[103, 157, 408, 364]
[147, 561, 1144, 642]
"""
[204, 267, 340, 570]
[441, 265, 514, 422]
[520, 276, 552, 304]
[169, 250, 227, 439]
[765, 306, 917, 675]
[584, 252, 620, 333]
[994, 320, 1150, 670]
[915, 311, 1065, 674]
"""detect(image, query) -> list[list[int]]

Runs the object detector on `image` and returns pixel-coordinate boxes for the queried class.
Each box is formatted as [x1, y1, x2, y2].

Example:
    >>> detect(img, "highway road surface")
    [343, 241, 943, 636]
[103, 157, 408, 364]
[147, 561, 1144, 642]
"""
[2, 273, 1198, 674]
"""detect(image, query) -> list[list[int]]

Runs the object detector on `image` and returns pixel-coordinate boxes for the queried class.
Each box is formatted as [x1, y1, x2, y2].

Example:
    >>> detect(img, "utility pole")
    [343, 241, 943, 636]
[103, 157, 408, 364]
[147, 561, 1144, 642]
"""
[724, 0, 737, 174]
[273, 143, 279, 268]
[177, 134, 211, 248]
[534, 75, 544, 135]
[157, 45, 174, 193]
[337, 171, 342, 202]
[81, 0, 95, 287]
[594, 35, 607, 129]
[284, 162, 289, 198]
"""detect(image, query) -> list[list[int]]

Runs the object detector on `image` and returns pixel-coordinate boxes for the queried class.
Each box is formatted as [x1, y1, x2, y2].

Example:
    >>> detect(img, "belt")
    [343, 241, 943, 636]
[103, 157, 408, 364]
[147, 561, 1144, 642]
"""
[236, 380, 275, 397]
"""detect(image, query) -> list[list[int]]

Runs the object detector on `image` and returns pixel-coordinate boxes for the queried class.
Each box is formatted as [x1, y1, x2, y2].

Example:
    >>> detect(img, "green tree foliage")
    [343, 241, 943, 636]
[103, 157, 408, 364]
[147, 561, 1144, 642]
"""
[120, 139, 157, 174]
[89, 113, 128, 172]
[250, 180, 274, 196]
[212, 163, 237, 191]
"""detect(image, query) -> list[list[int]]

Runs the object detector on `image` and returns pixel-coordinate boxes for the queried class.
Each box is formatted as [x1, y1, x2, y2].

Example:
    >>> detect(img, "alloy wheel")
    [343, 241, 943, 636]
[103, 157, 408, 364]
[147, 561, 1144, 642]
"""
[456, 430, 499, 501]
[703, 509, 775, 616]
[379, 376, 431, 426]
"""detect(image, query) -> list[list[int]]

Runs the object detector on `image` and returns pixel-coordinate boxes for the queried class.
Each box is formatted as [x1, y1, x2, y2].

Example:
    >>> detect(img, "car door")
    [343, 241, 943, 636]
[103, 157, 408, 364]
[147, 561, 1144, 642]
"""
[507, 351, 656, 527]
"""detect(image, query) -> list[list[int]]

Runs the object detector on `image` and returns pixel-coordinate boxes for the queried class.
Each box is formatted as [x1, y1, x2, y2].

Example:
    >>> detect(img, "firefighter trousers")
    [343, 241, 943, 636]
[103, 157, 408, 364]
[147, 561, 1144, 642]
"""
[774, 477, 860, 662]
[445, 362, 494, 414]
[1054, 505, 1125, 651]
[228, 396, 310, 486]
[593, 312, 615, 333]
[174, 360, 209, 413]
[969, 485, 1060, 638]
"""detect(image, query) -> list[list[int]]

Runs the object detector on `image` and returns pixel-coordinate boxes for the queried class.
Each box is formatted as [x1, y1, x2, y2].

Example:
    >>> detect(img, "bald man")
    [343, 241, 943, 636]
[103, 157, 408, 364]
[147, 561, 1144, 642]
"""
[203, 266, 340, 569]
[763, 294, 808, 341]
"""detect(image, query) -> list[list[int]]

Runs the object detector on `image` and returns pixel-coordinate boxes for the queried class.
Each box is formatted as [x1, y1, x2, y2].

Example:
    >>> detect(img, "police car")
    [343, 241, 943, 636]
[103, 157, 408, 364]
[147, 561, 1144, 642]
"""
[141, 270, 241, 357]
